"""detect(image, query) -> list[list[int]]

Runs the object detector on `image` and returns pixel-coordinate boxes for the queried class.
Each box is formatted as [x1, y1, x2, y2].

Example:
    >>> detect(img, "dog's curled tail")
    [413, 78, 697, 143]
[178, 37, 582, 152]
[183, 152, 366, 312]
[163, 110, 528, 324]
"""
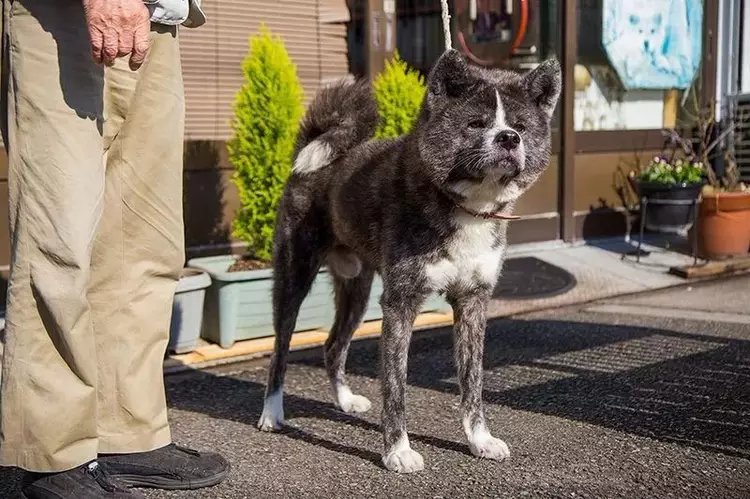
[292, 77, 380, 176]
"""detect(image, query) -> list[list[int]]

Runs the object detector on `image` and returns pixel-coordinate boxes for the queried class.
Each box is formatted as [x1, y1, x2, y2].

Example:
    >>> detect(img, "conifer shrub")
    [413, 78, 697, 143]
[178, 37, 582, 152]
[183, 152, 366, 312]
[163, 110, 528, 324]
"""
[227, 25, 304, 266]
[373, 52, 426, 139]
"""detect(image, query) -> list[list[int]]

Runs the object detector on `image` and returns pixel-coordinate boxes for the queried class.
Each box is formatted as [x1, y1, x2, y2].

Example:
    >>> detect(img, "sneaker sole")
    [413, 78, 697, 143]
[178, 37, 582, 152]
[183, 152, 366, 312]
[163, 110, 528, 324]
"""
[113, 464, 230, 491]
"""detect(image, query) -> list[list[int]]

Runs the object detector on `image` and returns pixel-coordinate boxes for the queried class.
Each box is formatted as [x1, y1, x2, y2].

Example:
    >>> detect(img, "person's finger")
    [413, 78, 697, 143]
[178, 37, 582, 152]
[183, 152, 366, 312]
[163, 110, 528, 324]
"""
[101, 28, 118, 66]
[129, 24, 150, 71]
[118, 29, 134, 59]
[90, 27, 104, 65]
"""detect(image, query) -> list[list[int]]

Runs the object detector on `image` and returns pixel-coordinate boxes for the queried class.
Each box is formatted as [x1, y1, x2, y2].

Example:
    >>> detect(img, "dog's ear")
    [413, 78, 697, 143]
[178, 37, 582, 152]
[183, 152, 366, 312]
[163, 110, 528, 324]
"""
[427, 49, 475, 99]
[524, 58, 562, 118]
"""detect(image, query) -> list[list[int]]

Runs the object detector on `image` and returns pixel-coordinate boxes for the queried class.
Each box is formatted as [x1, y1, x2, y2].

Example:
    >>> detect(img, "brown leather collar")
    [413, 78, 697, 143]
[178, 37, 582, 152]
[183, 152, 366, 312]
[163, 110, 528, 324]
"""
[454, 202, 521, 220]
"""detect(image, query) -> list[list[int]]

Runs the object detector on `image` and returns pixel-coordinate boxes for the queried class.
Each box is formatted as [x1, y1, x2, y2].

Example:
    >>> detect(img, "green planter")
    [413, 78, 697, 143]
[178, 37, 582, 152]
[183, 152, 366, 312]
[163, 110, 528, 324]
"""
[364, 275, 448, 322]
[169, 268, 212, 354]
[188, 255, 334, 348]
[188, 255, 450, 348]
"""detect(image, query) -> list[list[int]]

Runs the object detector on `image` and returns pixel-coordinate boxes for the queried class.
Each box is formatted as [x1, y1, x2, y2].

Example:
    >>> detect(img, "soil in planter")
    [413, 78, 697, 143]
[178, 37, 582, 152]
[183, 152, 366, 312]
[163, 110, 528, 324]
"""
[228, 255, 271, 272]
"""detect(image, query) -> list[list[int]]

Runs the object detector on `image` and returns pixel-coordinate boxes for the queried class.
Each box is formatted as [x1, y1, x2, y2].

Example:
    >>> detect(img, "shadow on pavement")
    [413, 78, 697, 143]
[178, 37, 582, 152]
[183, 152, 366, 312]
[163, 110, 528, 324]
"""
[2, 316, 748, 496]
[170, 317, 750, 460]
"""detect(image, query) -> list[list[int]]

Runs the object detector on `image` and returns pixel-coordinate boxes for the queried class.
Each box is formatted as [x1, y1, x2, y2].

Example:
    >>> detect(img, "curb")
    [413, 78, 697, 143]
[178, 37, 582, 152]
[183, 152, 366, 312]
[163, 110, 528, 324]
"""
[164, 311, 454, 374]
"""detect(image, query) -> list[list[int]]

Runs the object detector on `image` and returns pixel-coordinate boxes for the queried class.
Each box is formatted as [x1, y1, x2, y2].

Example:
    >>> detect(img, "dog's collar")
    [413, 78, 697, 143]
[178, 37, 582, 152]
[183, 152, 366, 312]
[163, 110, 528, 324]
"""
[440, 189, 521, 221]
[454, 203, 521, 220]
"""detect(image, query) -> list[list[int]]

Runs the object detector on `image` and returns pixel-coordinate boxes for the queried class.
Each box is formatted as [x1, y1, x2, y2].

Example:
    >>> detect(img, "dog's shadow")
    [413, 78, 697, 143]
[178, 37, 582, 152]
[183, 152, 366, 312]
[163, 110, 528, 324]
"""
[168, 313, 750, 463]
[165, 369, 472, 469]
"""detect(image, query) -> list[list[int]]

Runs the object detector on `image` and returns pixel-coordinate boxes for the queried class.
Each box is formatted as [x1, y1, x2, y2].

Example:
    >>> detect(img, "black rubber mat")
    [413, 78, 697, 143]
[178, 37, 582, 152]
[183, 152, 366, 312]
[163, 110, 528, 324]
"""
[492, 256, 577, 300]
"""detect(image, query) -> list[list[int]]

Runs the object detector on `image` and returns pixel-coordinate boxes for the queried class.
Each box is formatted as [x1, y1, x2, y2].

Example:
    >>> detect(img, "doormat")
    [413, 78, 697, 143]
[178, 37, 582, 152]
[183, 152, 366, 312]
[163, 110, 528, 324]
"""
[493, 256, 577, 300]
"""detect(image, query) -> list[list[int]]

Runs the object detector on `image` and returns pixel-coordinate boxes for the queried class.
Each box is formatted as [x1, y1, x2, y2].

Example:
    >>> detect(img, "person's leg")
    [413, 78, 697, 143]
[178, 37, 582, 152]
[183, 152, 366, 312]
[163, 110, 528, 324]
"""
[90, 22, 229, 491]
[90, 23, 183, 457]
[0, 0, 105, 473]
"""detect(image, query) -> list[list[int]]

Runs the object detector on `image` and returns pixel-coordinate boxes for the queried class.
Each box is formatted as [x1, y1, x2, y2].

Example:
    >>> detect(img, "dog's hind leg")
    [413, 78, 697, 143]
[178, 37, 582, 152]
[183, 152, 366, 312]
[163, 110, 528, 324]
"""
[324, 268, 375, 413]
[449, 290, 510, 461]
[258, 213, 327, 432]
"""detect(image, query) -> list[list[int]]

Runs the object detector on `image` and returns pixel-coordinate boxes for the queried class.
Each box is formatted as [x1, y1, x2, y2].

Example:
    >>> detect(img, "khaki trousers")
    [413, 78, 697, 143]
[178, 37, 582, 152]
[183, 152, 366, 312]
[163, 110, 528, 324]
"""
[0, 0, 185, 472]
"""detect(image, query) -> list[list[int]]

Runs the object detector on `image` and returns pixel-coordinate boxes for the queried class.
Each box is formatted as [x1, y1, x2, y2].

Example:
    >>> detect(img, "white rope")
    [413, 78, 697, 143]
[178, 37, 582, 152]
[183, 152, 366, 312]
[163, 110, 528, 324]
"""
[440, 0, 452, 51]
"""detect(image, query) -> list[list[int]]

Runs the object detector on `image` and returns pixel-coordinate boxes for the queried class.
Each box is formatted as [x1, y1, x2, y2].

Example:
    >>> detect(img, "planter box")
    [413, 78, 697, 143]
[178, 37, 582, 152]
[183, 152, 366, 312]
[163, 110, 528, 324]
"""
[188, 255, 450, 348]
[188, 255, 334, 348]
[635, 180, 704, 234]
[363, 275, 449, 322]
[169, 268, 212, 354]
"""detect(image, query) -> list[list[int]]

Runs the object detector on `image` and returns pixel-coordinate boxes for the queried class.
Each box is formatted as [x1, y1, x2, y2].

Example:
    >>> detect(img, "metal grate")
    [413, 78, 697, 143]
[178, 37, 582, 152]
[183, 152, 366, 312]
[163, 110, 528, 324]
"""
[731, 93, 750, 181]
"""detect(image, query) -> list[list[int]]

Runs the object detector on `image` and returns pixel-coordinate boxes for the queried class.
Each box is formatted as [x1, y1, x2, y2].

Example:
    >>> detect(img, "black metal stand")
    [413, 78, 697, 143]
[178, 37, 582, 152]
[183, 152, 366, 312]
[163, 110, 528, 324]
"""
[633, 196, 700, 266]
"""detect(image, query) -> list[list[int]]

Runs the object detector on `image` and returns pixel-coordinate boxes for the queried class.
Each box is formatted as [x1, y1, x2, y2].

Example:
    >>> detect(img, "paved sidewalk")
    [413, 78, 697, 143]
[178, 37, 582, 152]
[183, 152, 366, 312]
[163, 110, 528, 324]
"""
[142, 275, 750, 498]
[486, 236, 703, 318]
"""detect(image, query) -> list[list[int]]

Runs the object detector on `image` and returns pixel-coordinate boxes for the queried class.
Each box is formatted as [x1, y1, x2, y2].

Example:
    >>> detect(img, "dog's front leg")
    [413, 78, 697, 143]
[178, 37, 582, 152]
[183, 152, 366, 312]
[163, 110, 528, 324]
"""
[380, 291, 425, 473]
[450, 290, 510, 461]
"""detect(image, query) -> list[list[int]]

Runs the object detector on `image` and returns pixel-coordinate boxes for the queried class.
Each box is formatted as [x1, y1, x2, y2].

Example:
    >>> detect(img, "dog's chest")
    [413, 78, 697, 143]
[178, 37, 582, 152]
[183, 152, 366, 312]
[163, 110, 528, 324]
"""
[423, 220, 505, 292]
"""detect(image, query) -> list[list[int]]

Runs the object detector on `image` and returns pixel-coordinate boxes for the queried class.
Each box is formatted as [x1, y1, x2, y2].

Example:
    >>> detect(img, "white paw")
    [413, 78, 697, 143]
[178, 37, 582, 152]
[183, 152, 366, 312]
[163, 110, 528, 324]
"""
[335, 385, 372, 413]
[257, 410, 283, 432]
[382, 448, 424, 474]
[469, 435, 510, 460]
[257, 390, 284, 431]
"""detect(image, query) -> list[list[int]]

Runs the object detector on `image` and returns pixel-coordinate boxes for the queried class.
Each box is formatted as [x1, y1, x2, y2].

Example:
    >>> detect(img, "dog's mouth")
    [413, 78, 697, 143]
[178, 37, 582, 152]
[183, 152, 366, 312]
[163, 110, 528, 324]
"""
[489, 157, 522, 179]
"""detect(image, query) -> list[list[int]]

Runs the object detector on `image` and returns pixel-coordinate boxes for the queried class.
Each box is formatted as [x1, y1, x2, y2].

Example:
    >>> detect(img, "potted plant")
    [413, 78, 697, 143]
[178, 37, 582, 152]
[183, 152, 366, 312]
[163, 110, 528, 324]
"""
[628, 130, 707, 234]
[698, 153, 750, 259]
[663, 104, 750, 259]
[169, 268, 212, 354]
[188, 26, 334, 348]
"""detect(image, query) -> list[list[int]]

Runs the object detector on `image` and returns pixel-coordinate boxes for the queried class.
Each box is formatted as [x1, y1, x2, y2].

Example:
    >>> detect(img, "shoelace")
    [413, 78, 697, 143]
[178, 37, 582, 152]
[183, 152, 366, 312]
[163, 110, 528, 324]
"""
[86, 461, 122, 493]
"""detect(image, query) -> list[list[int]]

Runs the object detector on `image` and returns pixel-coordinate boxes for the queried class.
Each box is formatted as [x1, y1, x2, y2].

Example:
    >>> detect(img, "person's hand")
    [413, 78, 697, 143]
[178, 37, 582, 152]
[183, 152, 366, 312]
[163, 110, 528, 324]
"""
[82, 0, 151, 70]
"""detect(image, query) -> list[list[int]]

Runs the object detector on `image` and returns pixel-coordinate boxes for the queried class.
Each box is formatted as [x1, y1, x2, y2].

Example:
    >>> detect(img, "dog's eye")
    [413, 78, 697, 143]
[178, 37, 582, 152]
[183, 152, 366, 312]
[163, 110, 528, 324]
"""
[513, 123, 526, 133]
[468, 120, 487, 129]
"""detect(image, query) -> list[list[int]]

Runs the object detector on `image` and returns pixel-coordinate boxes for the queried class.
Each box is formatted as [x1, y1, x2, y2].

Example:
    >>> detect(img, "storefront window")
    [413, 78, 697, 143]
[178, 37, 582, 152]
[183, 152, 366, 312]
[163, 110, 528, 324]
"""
[396, 0, 445, 74]
[397, 0, 561, 128]
[347, 0, 367, 78]
[575, 0, 704, 131]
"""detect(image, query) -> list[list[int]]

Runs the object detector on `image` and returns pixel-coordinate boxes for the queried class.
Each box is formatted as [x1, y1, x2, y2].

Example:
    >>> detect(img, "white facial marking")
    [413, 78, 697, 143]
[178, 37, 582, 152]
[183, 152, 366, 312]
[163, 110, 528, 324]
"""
[293, 139, 333, 174]
[463, 416, 511, 460]
[333, 383, 372, 413]
[257, 389, 284, 431]
[484, 91, 509, 148]
[483, 90, 526, 169]
[423, 215, 506, 293]
[382, 434, 425, 473]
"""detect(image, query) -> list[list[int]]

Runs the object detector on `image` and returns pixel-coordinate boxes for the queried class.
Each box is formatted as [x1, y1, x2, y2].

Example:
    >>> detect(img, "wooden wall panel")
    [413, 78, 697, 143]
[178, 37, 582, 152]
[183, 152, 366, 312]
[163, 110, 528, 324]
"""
[180, 0, 351, 140]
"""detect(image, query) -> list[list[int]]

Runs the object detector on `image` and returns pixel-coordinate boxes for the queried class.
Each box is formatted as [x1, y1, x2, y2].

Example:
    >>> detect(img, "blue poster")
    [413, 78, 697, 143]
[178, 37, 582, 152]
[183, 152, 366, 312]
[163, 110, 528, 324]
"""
[602, 0, 703, 90]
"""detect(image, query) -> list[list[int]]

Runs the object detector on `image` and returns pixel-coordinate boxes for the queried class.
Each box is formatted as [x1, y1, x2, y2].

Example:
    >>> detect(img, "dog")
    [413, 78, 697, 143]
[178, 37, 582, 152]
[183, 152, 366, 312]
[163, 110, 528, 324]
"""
[257, 49, 562, 473]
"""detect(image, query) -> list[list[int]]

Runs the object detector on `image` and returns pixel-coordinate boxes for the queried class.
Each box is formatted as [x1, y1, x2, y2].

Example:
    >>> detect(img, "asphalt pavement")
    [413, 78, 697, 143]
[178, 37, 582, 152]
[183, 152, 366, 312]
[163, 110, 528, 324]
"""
[1, 275, 749, 498]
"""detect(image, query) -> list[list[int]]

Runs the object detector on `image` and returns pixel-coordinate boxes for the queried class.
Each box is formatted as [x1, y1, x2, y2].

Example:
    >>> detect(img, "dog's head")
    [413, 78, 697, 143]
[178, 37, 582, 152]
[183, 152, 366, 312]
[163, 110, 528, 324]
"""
[416, 50, 561, 211]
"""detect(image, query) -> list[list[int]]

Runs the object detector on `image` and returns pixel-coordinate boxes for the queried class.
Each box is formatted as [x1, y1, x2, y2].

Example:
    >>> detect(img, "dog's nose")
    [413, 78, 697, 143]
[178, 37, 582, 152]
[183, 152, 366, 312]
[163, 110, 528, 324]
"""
[496, 130, 521, 151]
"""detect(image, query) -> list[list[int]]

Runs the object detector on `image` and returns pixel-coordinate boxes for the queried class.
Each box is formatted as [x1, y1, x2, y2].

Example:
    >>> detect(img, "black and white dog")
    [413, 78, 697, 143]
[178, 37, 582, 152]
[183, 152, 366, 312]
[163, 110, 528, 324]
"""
[258, 49, 562, 473]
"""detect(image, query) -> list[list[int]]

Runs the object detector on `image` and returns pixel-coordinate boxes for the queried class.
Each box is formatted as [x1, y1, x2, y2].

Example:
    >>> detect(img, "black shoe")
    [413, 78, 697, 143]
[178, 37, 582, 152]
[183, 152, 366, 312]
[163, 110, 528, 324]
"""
[22, 461, 144, 499]
[98, 443, 230, 490]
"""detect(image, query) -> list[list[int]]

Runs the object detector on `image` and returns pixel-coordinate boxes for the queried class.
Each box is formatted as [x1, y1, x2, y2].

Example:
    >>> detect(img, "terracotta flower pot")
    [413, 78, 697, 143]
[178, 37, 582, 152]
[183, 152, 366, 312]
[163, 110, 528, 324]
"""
[697, 191, 750, 259]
